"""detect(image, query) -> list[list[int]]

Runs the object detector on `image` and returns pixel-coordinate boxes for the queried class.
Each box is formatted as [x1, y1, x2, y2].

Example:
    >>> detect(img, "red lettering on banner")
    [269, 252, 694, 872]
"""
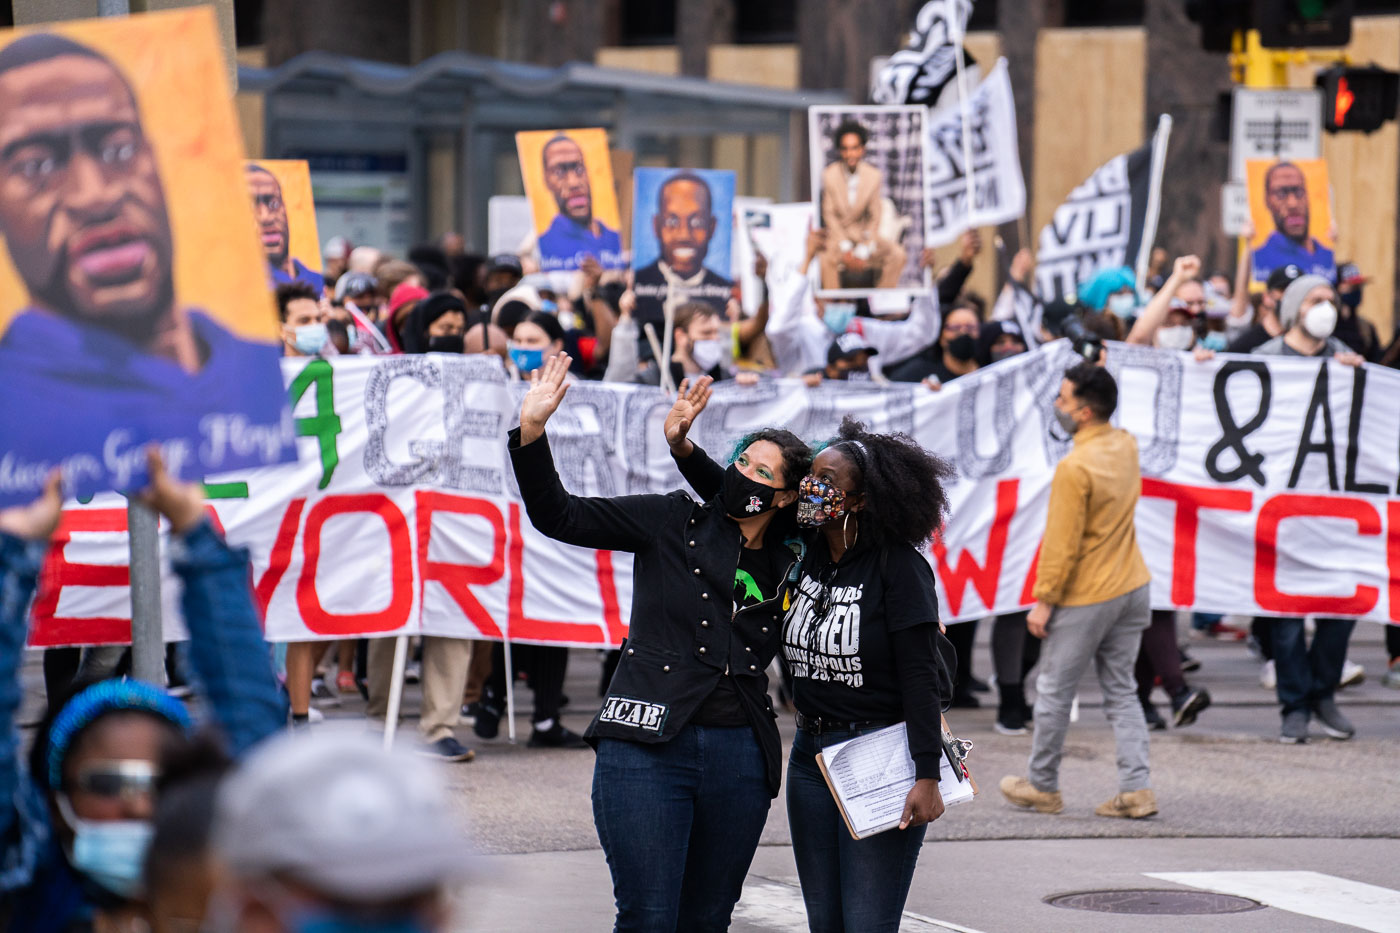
[297, 495, 413, 635]
[932, 479, 1018, 616]
[1255, 493, 1381, 615]
[252, 498, 305, 617]
[1141, 478, 1254, 606]
[595, 550, 628, 645]
[508, 503, 609, 644]
[1389, 503, 1400, 623]
[1019, 541, 1041, 605]
[29, 509, 130, 647]
[415, 492, 506, 639]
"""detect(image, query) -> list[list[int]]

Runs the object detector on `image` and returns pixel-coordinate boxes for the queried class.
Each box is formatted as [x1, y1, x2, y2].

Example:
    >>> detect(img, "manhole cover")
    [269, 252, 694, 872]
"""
[1046, 889, 1264, 915]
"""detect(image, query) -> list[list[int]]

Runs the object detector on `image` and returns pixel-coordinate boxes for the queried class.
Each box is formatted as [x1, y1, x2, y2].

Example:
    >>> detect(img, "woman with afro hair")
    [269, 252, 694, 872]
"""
[672, 407, 958, 932]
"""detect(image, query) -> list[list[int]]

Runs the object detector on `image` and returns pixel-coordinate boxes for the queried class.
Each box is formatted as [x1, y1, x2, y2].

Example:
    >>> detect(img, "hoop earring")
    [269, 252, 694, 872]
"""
[842, 511, 850, 545]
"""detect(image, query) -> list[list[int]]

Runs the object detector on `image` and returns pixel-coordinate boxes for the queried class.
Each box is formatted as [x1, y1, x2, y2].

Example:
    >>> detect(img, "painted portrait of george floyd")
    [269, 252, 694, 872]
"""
[0, 9, 296, 507]
[1246, 157, 1336, 284]
[631, 167, 736, 330]
[246, 159, 325, 294]
[516, 127, 626, 273]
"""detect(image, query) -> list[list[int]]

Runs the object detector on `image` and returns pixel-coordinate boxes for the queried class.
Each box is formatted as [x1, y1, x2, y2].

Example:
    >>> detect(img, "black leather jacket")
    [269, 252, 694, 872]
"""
[508, 429, 803, 795]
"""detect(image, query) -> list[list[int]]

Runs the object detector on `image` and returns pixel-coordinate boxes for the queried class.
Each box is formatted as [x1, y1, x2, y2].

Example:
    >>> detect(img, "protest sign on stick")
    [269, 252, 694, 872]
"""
[0, 9, 297, 506]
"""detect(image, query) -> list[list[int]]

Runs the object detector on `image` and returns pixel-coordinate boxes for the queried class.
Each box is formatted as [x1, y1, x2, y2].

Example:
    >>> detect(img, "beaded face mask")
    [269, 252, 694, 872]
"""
[795, 475, 847, 528]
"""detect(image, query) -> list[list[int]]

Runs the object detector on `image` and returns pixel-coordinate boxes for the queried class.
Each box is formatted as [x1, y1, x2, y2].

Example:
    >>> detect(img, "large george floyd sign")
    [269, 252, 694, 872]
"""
[29, 345, 1400, 648]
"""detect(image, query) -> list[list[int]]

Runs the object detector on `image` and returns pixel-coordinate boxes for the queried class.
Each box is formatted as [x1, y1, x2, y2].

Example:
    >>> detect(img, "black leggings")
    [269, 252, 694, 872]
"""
[1388, 623, 1400, 662]
[990, 611, 1040, 687]
[487, 643, 568, 724]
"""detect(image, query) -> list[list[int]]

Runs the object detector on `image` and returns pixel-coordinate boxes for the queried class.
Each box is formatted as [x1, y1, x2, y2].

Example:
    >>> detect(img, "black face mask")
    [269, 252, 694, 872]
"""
[946, 334, 977, 362]
[427, 334, 465, 354]
[720, 463, 781, 519]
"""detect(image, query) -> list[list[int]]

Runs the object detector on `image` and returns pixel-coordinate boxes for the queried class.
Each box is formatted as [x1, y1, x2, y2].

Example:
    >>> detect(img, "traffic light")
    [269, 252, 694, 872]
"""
[1258, 0, 1352, 49]
[1317, 65, 1400, 133]
[1184, 0, 1252, 53]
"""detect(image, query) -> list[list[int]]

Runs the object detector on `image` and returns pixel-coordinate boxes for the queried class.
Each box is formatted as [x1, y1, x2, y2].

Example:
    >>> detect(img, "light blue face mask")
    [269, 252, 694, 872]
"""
[509, 345, 545, 374]
[822, 303, 857, 335]
[539, 299, 558, 314]
[58, 796, 152, 898]
[1201, 331, 1227, 351]
[294, 322, 329, 355]
[1106, 293, 1137, 319]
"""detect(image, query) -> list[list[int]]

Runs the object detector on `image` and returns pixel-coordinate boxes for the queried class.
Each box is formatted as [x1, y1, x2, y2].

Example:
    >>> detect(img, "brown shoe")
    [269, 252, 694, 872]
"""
[999, 775, 1063, 814]
[1095, 788, 1158, 819]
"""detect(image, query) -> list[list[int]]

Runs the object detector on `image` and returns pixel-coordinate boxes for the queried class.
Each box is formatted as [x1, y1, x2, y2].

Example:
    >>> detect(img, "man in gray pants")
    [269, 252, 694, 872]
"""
[1000, 362, 1156, 819]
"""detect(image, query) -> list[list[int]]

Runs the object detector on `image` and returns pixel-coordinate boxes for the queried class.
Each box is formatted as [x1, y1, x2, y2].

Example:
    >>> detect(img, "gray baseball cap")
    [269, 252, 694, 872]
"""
[212, 728, 474, 901]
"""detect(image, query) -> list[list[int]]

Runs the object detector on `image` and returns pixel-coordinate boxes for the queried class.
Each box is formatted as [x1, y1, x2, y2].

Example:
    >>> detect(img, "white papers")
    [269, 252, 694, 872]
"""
[816, 723, 975, 840]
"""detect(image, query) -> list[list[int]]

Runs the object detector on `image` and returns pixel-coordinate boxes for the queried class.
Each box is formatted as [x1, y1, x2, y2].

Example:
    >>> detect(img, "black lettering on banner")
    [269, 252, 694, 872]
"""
[1106, 344, 1182, 476]
[1288, 361, 1338, 491]
[956, 366, 1016, 479]
[1205, 361, 1271, 486]
[1343, 367, 1387, 495]
[364, 357, 443, 487]
[538, 382, 621, 497]
[621, 390, 673, 495]
[440, 356, 505, 494]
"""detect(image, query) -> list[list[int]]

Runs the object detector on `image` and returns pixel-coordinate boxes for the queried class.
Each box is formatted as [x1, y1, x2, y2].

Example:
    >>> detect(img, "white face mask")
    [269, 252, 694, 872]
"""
[1107, 293, 1137, 318]
[1302, 301, 1337, 340]
[690, 338, 726, 371]
[1156, 325, 1195, 351]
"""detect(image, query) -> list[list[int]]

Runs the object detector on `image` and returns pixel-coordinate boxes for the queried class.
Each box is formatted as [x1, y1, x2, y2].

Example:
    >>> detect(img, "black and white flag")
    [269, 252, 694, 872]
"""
[1034, 115, 1172, 302]
[872, 0, 977, 108]
[923, 58, 1025, 247]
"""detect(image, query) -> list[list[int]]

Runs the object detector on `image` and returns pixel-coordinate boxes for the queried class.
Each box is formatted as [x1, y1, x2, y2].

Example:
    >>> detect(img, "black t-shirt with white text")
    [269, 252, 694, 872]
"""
[781, 533, 940, 725]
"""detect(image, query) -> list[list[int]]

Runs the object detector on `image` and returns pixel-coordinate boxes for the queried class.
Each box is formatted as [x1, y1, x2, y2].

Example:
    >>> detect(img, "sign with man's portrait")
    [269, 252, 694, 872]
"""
[246, 159, 324, 295]
[0, 9, 296, 506]
[808, 105, 931, 298]
[1245, 158, 1335, 284]
[516, 128, 625, 273]
[631, 167, 736, 330]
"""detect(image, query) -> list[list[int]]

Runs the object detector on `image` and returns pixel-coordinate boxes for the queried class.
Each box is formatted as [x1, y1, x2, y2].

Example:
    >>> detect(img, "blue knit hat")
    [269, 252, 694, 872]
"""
[46, 679, 193, 790]
[1077, 265, 1137, 312]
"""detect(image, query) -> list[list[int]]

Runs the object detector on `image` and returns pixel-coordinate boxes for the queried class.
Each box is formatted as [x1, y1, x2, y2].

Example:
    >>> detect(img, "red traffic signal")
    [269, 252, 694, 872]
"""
[1317, 65, 1399, 133]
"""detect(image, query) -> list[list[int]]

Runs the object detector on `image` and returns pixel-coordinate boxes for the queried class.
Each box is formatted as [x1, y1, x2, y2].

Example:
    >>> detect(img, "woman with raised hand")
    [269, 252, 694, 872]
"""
[508, 354, 811, 932]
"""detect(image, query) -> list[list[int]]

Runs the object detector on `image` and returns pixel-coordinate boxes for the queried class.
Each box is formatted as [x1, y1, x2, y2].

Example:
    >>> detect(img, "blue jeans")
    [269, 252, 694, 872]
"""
[787, 727, 926, 933]
[593, 725, 770, 933]
[1273, 617, 1355, 716]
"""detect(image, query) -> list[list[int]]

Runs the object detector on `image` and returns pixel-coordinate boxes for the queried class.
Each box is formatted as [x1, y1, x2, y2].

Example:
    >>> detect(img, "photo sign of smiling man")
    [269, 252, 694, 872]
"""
[0, 9, 296, 506]
[631, 167, 736, 332]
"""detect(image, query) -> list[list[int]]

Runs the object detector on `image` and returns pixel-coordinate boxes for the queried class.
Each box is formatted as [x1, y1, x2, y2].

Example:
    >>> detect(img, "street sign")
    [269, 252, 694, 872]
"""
[1229, 88, 1323, 182]
[1221, 182, 1251, 236]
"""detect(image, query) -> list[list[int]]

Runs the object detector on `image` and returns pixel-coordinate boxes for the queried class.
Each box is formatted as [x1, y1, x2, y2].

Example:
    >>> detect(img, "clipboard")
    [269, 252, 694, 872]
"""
[814, 718, 977, 841]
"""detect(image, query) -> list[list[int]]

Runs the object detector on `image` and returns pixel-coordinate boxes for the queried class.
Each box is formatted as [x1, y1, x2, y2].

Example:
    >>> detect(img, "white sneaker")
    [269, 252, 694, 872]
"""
[1338, 659, 1365, 688]
[1260, 660, 1276, 690]
[307, 707, 324, 723]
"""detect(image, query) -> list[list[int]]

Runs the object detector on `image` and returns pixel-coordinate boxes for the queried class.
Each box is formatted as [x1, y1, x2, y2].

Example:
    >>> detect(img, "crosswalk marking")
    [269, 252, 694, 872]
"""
[731, 879, 993, 933]
[1145, 871, 1400, 933]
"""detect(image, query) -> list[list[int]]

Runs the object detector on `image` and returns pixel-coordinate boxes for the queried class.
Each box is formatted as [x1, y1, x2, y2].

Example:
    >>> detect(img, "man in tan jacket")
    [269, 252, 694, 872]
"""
[819, 120, 907, 290]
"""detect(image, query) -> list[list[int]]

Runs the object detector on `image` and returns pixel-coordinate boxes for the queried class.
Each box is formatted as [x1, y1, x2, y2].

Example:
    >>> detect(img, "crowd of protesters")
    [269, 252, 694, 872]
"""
[8, 211, 1400, 933]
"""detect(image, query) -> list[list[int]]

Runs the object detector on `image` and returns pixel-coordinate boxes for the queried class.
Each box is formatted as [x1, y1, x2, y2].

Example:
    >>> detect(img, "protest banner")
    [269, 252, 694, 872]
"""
[246, 159, 323, 294]
[31, 343, 1400, 649]
[809, 105, 929, 298]
[1035, 115, 1171, 301]
[516, 128, 625, 273]
[1245, 158, 1336, 284]
[0, 9, 296, 507]
[923, 57, 1025, 248]
[733, 196, 774, 316]
[631, 167, 736, 330]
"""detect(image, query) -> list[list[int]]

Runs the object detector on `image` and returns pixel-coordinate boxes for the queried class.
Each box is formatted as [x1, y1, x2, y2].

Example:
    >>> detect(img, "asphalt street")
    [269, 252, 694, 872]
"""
[23, 620, 1395, 931]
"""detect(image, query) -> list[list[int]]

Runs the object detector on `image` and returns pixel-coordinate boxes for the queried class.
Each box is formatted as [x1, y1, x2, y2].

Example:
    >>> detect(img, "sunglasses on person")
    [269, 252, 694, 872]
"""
[69, 759, 159, 801]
